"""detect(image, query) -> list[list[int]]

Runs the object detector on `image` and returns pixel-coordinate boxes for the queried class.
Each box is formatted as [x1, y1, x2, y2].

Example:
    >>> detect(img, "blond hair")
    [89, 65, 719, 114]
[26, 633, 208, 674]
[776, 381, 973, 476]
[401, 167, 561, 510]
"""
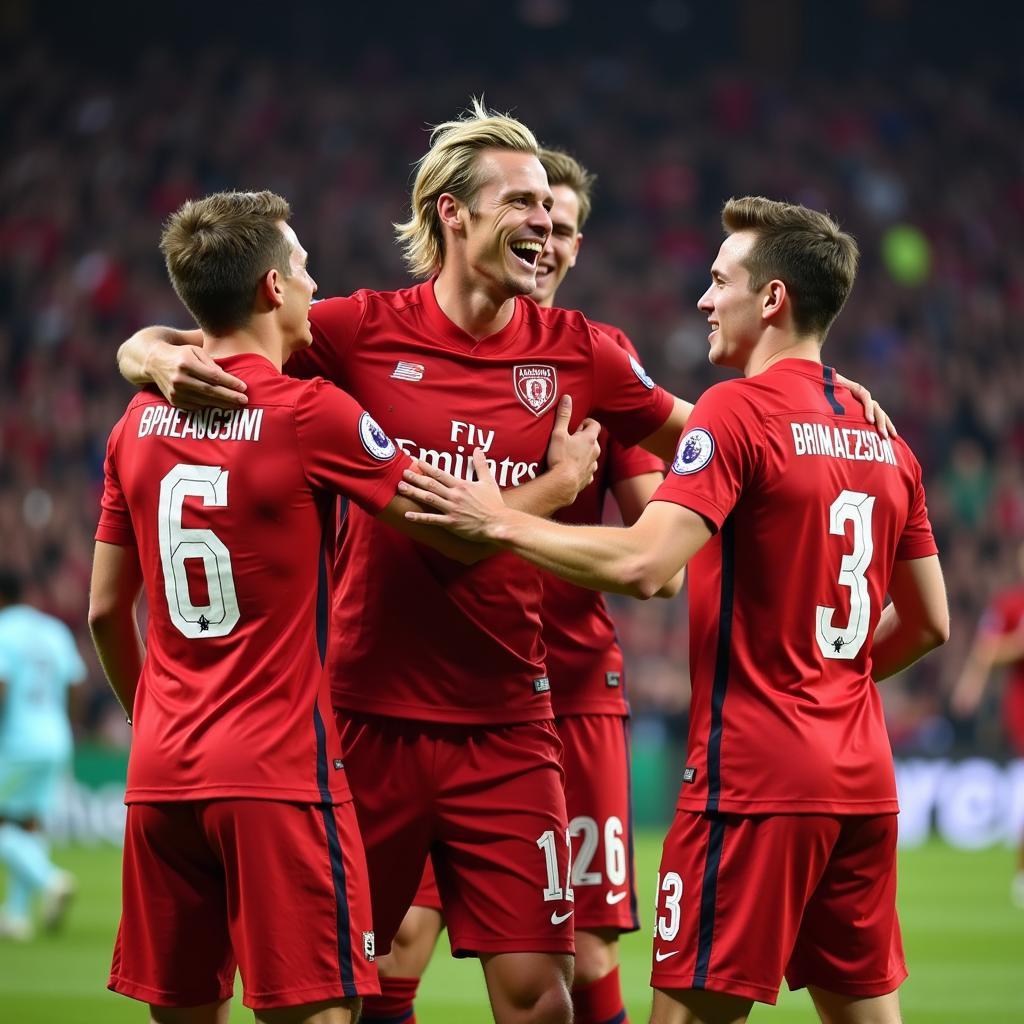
[539, 148, 597, 229]
[394, 98, 540, 278]
[160, 190, 292, 334]
[723, 196, 859, 339]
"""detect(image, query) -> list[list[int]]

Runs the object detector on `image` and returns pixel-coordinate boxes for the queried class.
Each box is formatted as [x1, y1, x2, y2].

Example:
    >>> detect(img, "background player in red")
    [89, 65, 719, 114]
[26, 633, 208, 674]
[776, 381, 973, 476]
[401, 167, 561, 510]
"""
[951, 539, 1024, 908]
[116, 102, 681, 1024]
[399, 196, 949, 1024]
[363, 147, 678, 1024]
[88, 190, 480, 1024]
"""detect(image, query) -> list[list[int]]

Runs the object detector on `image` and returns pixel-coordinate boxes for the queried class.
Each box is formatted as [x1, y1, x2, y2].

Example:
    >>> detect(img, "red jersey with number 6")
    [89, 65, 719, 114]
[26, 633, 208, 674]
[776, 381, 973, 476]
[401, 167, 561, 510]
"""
[95, 354, 410, 804]
[652, 359, 937, 814]
[289, 283, 673, 725]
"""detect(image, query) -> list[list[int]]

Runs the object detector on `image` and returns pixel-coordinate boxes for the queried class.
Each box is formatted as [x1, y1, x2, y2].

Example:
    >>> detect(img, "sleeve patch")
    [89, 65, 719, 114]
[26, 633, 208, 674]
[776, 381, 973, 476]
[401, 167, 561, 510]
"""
[359, 412, 397, 461]
[629, 354, 655, 389]
[671, 428, 715, 475]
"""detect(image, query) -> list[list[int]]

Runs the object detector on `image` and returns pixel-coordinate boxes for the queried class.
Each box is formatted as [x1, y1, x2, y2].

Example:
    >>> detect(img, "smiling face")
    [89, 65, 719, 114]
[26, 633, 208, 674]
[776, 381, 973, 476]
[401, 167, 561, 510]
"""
[456, 148, 553, 299]
[532, 183, 581, 307]
[697, 230, 767, 370]
[276, 221, 317, 351]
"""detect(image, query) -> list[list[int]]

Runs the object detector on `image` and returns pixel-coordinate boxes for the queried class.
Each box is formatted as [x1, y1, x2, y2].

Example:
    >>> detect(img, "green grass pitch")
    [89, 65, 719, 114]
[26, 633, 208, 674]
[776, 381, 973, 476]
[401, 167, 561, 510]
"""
[2, 834, 1022, 1022]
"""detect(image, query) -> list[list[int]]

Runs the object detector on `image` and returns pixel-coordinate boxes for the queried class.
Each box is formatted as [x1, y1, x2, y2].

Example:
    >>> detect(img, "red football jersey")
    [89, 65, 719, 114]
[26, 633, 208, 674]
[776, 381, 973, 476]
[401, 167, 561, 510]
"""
[979, 587, 1024, 754]
[652, 359, 937, 814]
[545, 321, 666, 717]
[95, 354, 410, 803]
[289, 282, 674, 724]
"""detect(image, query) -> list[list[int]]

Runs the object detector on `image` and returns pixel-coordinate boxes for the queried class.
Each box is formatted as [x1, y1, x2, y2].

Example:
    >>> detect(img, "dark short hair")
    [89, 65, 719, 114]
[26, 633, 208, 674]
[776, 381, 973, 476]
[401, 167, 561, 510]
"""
[722, 196, 859, 340]
[160, 190, 293, 335]
[0, 569, 23, 604]
[539, 148, 597, 229]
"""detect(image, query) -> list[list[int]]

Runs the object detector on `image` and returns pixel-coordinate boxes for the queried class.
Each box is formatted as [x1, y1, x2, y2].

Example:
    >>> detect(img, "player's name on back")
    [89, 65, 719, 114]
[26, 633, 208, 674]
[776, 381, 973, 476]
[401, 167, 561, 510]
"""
[137, 405, 265, 443]
[790, 421, 897, 466]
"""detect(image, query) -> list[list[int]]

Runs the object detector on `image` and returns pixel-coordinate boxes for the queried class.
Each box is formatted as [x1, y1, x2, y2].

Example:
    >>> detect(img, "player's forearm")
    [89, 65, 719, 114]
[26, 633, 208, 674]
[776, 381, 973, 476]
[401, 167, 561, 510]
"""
[503, 463, 580, 517]
[88, 611, 144, 719]
[118, 326, 202, 385]
[986, 630, 1024, 665]
[871, 603, 948, 682]
[639, 396, 693, 462]
[489, 512, 664, 598]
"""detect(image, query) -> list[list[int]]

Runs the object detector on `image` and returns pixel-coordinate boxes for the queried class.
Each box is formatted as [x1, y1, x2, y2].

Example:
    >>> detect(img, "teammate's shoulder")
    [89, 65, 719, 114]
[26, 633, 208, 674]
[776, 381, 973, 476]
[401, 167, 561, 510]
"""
[521, 296, 591, 335]
[313, 282, 425, 314]
[588, 319, 630, 348]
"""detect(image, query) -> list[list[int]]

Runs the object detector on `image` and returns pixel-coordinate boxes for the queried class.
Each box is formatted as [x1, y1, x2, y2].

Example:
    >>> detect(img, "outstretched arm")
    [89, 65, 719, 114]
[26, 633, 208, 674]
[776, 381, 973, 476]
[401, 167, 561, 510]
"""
[871, 555, 949, 681]
[118, 326, 248, 409]
[400, 450, 710, 598]
[611, 471, 685, 598]
[88, 542, 146, 719]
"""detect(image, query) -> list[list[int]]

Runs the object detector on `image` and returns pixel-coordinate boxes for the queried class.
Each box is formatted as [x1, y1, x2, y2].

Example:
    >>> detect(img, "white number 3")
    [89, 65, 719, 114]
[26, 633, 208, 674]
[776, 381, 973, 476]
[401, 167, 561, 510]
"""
[816, 489, 875, 661]
[158, 464, 240, 639]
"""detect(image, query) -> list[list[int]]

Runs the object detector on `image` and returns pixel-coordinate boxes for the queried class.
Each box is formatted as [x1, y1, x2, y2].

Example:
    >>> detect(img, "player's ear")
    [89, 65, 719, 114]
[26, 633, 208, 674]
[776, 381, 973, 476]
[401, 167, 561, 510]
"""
[569, 231, 582, 269]
[437, 193, 466, 235]
[762, 279, 786, 324]
[259, 268, 285, 310]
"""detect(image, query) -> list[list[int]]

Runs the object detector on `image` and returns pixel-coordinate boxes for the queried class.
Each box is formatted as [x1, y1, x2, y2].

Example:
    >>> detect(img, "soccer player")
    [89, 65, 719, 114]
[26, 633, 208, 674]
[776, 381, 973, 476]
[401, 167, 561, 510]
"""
[951, 540, 1024, 907]
[89, 190, 494, 1024]
[399, 196, 950, 1024]
[0, 570, 83, 941]
[364, 147, 673, 1024]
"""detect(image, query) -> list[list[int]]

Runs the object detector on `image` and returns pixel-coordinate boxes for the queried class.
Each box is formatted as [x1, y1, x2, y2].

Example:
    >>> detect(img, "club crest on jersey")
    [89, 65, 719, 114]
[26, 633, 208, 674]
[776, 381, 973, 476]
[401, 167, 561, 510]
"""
[672, 428, 715, 475]
[358, 412, 397, 461]
[513, 364, 558, 416]
[362, 930, 376, 962]
[629, 354, 655, 389]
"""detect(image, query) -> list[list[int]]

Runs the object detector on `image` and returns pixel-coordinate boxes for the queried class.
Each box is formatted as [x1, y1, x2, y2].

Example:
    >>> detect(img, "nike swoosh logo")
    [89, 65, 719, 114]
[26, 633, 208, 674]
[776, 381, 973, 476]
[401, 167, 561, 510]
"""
[550, 910, 574, 925]
[605, 890, 628, 904]
[655, 949, 680, 962]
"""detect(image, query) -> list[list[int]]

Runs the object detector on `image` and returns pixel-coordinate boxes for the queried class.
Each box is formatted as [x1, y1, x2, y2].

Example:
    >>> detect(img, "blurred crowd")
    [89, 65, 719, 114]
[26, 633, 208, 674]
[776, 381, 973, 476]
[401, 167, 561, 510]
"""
[1, 41, 1021, 757]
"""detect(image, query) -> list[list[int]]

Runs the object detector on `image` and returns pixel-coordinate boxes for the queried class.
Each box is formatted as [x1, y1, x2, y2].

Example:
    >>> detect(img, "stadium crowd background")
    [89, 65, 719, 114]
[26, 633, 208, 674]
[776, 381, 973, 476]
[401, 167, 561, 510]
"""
[0, 1, 1021, 762]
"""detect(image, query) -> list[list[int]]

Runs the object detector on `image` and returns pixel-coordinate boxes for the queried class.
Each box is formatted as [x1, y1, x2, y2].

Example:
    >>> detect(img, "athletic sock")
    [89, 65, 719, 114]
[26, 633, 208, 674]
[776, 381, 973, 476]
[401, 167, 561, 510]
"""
[572, 965, 629, 1024]
[0, 823, 56, 892]
[360, 974, 421, 1023]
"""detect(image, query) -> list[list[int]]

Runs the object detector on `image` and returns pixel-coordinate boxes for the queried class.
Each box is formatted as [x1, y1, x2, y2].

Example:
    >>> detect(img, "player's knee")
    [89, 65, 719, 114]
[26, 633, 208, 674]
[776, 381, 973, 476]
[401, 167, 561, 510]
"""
[572, 928, 619, 987]
[489, 959, 573, 1024]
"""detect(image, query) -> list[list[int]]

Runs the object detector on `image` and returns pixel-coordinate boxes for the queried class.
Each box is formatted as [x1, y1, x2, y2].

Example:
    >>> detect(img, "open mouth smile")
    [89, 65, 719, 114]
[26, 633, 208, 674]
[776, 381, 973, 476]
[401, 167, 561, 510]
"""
[510, 239, 543, 268]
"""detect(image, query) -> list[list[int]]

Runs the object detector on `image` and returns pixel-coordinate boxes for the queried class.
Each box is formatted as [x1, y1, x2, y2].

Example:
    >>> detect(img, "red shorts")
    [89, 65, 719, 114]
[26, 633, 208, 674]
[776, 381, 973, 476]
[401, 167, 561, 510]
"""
[411, 860, 443, 912]
[110, 799, 379, 1009]
[1004, 679, 1024, 756]
[651, 811, 906, 1005]
[558, 713, 640, 934]
[336, 713, 574, 958]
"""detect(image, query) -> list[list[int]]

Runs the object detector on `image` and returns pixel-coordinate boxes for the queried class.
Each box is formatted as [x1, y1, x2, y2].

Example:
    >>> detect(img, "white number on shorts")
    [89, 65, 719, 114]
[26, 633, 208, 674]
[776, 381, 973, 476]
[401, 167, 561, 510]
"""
[158, 464, 240, 639]
[656, 871, 683, 941]
[537, 828, 575, 903]
[569, 815, 628, 888]
[816, 489, 876, 661]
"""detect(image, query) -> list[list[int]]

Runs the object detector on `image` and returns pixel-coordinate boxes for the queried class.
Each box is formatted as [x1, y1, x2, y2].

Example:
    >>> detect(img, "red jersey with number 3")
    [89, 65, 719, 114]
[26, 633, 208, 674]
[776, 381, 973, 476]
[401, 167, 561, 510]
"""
[652, 359, 937, 814]
[95, 354, 410, 803]
[545, 321, 666, 717]
[288, 283, 673, 724]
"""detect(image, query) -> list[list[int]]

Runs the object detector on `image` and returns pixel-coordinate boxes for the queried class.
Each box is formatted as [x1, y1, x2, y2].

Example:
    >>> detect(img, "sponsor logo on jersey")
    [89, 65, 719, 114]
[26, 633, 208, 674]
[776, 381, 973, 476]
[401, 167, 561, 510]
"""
[390, 361, 425, 382]
[655, 948, 680, 962]
[533, 677, 551, 694]
[362, 930, 375, 962]
[605, 671, 621, 688]
[514, 364, 558, 416]
[671, 428, 715, 475]
[606, 890, 628, 905]
[682, 766, 697, 784]
[550, 909, 574, 925]
[629, 354, 655, 389]
[358, 412, 397, 461]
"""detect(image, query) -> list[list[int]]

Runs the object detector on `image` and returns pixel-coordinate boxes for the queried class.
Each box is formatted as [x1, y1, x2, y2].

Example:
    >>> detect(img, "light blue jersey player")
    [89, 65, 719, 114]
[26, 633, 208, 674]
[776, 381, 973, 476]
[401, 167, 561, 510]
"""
[0, 570, 85, 940]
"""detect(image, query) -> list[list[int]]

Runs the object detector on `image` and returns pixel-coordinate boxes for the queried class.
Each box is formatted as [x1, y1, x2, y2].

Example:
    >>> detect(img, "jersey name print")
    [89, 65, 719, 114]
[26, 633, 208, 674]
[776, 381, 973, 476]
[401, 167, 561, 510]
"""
[652, 358, 937, 815]
[289, 284, 674, 724]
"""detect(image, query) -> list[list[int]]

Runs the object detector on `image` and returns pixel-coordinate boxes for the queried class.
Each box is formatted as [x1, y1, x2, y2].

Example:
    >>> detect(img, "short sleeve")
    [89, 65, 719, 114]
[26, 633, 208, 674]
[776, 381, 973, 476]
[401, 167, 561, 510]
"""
[95, 417, 137, 547]
[589, 325, 674, 447]
[895, 449, 939, 561]
[651, 381, 763, 531]
[294, 378, 412, 515]
[285, 294, 367, 386]
[606, 437, 665, 485]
